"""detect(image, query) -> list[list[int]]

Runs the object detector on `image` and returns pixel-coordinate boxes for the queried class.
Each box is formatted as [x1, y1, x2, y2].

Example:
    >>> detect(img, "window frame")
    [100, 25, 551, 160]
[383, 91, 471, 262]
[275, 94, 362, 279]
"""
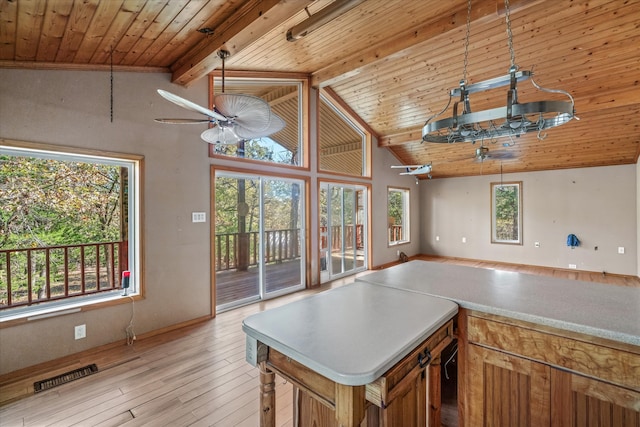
[318, 89, 371, 177]
[490, 181, 523, 245]
[387, 186, 410, 246]
[0, 140, 144, 324]
[207, 73, 309, 170]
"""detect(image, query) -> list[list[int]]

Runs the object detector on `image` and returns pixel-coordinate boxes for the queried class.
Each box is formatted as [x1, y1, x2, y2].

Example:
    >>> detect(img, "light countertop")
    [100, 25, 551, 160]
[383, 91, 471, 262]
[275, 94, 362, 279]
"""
[242, 281, 458, 386]
[357, 261, 640, 346]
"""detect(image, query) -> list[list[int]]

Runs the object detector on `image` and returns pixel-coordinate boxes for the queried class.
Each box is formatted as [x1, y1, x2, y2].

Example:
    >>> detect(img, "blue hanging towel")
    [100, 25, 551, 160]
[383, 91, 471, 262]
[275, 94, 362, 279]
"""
[567, 234, 580, 248]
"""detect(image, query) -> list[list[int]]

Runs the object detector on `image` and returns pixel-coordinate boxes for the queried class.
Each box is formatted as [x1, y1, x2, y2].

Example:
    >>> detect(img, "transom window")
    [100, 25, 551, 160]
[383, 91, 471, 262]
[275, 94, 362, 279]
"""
[318, 89, 370, 177]
[208, 76, 305, 167]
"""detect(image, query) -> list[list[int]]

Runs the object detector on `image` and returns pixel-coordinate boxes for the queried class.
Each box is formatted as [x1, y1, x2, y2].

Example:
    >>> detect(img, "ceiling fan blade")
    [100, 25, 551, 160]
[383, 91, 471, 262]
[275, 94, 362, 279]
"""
[235, 113, 286, 139]
[215, 94, 271, 132]
[157, 89, 227, 122]
[489, 151, 517, 160]
[154, 118, 212, 124]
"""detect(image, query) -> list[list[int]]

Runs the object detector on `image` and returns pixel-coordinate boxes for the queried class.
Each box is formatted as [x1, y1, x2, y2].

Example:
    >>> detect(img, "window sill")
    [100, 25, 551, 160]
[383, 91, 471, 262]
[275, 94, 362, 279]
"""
[0, 291, 141, 328]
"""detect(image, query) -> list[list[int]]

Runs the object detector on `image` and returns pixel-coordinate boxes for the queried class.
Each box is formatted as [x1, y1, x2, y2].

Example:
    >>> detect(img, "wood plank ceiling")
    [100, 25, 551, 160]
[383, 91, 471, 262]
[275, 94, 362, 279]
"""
[1, 0, 639, 178]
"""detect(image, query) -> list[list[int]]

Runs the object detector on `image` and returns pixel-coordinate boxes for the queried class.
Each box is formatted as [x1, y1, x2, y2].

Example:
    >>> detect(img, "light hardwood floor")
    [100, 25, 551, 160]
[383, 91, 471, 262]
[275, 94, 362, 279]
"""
[1, 257, 638, 426]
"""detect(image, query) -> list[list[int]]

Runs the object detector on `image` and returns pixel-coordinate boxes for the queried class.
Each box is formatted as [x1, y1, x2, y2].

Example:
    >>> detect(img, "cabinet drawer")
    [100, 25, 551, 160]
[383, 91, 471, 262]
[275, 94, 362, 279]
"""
[366, 319, 453, 408]
[467, 315, 640, 392]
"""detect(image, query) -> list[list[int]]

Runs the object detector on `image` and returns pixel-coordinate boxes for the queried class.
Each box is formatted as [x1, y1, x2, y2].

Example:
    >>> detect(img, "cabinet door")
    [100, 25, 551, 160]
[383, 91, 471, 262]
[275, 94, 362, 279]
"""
[551, 369, 640, 427]
[467, 344, 551, 427]
[378, 369, 426, 427]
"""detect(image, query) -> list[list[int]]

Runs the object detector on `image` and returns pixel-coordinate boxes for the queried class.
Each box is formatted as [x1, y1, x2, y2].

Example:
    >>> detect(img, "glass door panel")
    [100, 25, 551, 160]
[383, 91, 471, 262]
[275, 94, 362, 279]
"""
[320, 182, 368, 283]
[330, 186, 344, 276]
[214, 175, 261, 309]
[263, 178, 304, 296]
[215, 172, 305, 312]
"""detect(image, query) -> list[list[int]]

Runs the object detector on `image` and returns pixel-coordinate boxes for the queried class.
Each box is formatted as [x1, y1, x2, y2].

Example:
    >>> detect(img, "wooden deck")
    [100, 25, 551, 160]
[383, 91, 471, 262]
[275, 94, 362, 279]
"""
[215, 260, 303, 308]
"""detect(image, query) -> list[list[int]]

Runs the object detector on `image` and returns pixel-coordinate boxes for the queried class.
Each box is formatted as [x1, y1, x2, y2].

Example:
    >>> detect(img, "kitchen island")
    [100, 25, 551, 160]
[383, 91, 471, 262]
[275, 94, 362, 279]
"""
[357, 260, 640, 426]
[243, 281, 458, 426]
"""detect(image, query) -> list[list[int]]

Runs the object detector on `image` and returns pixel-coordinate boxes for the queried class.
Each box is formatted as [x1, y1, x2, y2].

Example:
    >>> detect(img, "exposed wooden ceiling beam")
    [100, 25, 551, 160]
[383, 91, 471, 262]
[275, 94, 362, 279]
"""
[311, 0, 542, 88]
[171, 0, 311, 86]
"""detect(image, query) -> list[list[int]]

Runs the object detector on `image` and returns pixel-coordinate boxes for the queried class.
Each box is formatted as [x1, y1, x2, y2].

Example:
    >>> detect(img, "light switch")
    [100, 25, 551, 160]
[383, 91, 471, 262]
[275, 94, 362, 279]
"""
[618, 246, 625, 254]
[192, 212, 206, 223]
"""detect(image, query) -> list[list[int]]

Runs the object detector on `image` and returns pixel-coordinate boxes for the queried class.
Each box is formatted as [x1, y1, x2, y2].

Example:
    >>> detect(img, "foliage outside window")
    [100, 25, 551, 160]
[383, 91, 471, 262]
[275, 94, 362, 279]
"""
[0, 144, 141, 316]
[491, 181, 522, 244]
[318, 91, 369, 177]
[388, 187, 410, 245]
[209, 76, 304, 167]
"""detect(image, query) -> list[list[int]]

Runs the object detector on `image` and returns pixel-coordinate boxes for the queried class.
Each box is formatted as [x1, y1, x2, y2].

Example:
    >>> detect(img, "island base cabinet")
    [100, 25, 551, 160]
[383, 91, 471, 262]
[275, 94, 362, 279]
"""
[463, 311, 640, 427]
[551, 370, 640, 427]
[296, 371, 426, 427]
[271, 320, 453, 427]
[467, 343, 551, 426]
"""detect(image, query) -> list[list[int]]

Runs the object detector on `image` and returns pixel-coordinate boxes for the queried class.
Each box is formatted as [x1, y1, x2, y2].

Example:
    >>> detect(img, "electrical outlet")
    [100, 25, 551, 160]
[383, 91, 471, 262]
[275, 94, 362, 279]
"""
[568, 264, 577, 269]
[75, 324, 86, 340]
[618, 246, 625, 254]
[462, 237, 466, 243]
[436, 235, 440, 241]
[534, 242, 540, 248]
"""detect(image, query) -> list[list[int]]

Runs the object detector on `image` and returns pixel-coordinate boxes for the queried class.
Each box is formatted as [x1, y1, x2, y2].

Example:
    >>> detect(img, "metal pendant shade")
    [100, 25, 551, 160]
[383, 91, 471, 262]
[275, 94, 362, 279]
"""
[422, 0, 576, 145]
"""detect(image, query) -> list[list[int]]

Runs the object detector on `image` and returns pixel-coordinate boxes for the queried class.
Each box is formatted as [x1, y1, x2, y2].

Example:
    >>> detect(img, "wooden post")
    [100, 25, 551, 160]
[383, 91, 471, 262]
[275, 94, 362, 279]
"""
[259, 362, 276, 427]
[428, 355, 442, 427]
[335, 383, 366, 427]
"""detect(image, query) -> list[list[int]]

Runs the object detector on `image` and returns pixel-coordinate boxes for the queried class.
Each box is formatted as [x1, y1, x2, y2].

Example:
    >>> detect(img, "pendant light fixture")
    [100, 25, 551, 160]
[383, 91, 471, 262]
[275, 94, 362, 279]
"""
[422, 0, 577, 144]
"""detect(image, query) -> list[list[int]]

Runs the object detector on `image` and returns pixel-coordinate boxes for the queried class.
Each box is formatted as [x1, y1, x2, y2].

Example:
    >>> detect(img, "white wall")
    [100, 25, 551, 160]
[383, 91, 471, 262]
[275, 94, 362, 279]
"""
[0, 69, 213, 374]
[420, 165, 637, 275]
[369, 143, 422, 267]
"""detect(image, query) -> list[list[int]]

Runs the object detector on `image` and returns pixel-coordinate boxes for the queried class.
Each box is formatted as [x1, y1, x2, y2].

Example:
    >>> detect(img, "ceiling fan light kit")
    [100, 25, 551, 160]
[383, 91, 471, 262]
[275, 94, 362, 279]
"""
[421, 0, 576, 145]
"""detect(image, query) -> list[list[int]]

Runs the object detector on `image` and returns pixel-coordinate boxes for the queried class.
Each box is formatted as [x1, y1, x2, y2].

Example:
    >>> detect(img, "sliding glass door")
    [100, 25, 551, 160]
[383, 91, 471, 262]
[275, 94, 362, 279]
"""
[214, 171, 305, 312]
[319, 182, 367, 283]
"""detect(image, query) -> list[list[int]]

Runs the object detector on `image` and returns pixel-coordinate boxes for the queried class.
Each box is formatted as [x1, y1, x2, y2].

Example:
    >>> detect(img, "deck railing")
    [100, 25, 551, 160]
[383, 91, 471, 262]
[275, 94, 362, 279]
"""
[0, 241, 126, 310]
[215, 229, 301, 272]
[389, 225, 404, 243]
[319, 225, 365, 251]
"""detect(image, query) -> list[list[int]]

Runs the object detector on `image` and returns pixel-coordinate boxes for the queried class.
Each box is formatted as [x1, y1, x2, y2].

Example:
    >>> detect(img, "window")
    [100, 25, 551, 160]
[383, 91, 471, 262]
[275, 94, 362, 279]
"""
[208, 76, 305, 167]
[387, 187, 410, 245]
[491, 181, 522, 244]
[0, 142, 142, 319]
[318, 89, 370, 177]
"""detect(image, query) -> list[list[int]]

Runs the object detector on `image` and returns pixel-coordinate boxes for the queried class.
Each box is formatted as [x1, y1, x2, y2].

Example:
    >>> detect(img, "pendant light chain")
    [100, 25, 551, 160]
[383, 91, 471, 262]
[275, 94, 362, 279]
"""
[110, 46, 114, 123]
[504, 0, 516, 69]
[462, 0, 472, 84]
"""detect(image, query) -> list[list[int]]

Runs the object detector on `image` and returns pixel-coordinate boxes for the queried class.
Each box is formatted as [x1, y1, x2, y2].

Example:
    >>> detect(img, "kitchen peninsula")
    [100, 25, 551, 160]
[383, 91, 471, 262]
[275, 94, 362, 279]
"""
[357, 261, 640, 426]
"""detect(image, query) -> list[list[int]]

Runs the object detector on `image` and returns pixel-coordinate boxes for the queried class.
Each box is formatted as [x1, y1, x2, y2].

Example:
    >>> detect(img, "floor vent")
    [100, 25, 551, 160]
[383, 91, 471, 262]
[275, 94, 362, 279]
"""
[34, 364, 98, 393]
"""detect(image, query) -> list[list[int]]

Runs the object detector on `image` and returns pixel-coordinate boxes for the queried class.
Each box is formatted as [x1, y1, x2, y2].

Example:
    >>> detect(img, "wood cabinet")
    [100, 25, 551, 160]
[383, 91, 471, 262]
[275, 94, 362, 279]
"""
[460, 310, 640, 427]
[264, 320, 454, 427]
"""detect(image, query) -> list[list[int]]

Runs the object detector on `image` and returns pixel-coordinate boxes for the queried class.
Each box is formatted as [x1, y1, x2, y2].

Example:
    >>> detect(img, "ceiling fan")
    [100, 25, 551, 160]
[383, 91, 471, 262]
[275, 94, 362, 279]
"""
[154, 50, 285, 145]
[473, 145, 515, 163]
